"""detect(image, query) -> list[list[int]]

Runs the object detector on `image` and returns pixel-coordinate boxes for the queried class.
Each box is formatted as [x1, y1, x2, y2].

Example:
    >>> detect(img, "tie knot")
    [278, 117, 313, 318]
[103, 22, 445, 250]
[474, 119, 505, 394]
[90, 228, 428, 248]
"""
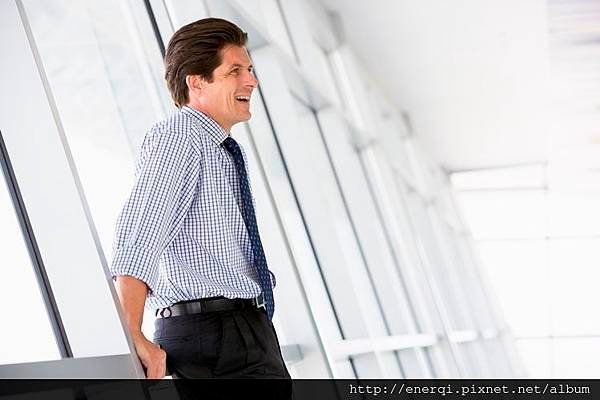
[222, 136, 240, 155]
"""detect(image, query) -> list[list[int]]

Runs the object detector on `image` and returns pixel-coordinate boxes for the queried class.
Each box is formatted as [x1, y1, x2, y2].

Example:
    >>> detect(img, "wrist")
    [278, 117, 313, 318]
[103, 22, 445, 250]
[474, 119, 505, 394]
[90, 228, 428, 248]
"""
[130, 330, 147, 344]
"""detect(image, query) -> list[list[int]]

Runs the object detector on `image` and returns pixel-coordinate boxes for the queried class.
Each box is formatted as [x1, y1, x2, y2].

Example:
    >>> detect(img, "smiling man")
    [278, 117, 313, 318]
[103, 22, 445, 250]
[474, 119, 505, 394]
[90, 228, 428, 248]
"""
[109, 18, 289, 381]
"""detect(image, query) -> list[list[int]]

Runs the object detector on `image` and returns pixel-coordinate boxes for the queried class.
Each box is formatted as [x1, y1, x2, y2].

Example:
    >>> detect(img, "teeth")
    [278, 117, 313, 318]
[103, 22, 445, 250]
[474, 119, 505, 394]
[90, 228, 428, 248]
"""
[235, 96, 250, 101]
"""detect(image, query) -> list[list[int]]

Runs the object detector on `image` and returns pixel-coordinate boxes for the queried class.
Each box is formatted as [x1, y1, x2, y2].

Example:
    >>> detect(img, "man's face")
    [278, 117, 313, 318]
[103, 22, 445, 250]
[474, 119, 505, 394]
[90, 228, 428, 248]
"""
[188, 45, 258, 132]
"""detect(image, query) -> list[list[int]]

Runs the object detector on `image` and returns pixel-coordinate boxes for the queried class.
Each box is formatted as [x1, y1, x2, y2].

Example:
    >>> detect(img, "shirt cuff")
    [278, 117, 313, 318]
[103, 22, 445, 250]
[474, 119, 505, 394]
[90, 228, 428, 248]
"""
[110, 245, 160, 294]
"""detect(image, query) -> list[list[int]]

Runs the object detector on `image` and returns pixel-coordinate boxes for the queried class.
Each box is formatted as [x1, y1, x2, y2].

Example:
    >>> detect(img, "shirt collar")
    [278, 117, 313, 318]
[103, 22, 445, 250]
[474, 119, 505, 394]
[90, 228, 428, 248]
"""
[181, 106, 229, 146]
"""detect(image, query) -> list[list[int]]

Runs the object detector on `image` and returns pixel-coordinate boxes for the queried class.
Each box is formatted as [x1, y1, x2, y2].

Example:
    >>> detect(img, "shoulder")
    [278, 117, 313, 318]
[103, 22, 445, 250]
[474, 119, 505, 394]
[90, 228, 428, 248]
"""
[144, 110, 204, 155]
[152, 110, 193, 138]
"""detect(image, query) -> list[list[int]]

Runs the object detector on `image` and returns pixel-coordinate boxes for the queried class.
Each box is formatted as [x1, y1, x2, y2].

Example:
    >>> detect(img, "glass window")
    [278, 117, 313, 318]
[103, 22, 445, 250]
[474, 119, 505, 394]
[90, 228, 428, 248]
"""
[317, 110, 421, 336]
[231, 120, 332, 378]
[458, 342, 485, 378]
[404, 139, 436, 197]
[23, 0, 174, 340]
[328, 47, 368, 130]
[316, 109, 431, 375]
[377, 119, 413, 181]
[277, 0, 341, 106]
[440, 223, 490, 330]
[273, 95, 403, 375]
[0, 164, 60, 365]
[398, 349, 430, 378]
[454, 235, 498, 331]
[375, 169, 459, 376]
[245, 88, 355, 376]
[406, 193, 468, 331]
[257, 0, 297, 62]
[286, 98, 377, 340]
[349, 354, 382, 378]
[23, 0, 172, 259]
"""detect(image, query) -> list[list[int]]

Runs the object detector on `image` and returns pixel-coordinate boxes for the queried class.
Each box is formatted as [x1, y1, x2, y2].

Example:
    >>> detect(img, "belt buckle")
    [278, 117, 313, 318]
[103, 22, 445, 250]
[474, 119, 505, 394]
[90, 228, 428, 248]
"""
[156, 307, 172, 318]
[253, 294, 266, 309]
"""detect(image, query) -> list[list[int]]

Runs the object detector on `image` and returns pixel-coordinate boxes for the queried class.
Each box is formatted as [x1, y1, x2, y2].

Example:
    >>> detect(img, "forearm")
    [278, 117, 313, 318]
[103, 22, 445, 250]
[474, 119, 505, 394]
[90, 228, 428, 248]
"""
[114, 275, 166, 378]
[115, 275, 148, 342]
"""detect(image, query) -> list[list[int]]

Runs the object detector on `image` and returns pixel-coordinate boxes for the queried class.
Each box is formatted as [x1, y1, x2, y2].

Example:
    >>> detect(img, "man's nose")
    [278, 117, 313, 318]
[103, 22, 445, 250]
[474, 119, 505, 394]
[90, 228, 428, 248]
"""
[245, 71, 258, 88]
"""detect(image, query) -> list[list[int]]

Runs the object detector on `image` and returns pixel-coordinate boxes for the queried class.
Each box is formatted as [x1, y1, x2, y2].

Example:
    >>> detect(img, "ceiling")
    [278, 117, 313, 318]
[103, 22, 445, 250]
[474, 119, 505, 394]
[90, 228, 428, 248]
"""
[319, 0, 600, 172]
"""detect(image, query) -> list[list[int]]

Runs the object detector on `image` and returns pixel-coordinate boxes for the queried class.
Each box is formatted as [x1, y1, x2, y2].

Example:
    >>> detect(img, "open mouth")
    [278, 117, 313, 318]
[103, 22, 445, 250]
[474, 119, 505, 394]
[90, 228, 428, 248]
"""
[235, 95, 250, 103]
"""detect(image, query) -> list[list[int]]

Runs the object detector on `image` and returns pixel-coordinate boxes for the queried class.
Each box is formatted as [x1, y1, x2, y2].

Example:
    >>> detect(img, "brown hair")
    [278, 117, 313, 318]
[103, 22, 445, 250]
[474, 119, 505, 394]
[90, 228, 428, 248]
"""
[164, 18, 248, 108]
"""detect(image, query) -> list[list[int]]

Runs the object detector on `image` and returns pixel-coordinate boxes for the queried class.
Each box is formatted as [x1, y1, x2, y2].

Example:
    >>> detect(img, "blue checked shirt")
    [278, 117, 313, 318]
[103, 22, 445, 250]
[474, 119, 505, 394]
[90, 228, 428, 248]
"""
[110, 106, 276, 309]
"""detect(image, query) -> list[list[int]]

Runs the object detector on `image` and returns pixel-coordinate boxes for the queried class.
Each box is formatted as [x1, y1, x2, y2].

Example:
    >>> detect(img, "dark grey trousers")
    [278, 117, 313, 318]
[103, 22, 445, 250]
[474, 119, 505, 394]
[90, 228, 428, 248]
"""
[153, 306, 291, 379]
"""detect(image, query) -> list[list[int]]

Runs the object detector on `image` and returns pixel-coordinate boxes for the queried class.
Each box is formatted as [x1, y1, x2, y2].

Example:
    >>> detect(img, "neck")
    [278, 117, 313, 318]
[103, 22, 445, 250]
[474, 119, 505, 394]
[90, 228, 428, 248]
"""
[185, 102, 231, 134]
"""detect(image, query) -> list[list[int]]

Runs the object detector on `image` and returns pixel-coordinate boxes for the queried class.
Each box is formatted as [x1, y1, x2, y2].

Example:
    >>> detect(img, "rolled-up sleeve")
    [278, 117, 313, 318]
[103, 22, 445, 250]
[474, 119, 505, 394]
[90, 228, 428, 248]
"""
[110, 125, 199, 293]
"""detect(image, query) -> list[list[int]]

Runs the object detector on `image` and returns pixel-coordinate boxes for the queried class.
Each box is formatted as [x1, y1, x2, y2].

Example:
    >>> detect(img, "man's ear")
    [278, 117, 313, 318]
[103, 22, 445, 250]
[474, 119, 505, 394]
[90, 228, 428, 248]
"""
[186, 75, 204, 95]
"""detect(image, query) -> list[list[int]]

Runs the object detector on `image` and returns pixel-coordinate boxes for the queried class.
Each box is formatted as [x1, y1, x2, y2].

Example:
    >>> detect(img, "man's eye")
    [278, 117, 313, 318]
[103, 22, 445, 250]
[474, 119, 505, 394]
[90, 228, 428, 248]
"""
[231, 68, 239, 75]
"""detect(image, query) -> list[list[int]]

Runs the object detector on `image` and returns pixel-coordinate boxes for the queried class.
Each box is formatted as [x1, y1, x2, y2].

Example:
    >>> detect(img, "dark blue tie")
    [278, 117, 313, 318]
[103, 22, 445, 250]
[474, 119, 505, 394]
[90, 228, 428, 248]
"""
[222, 136, 274, 319]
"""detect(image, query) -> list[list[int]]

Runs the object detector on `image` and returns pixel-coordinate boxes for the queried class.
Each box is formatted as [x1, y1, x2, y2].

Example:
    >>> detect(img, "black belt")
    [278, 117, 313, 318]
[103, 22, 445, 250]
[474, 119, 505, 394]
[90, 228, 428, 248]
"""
[155, 294, 266, 318]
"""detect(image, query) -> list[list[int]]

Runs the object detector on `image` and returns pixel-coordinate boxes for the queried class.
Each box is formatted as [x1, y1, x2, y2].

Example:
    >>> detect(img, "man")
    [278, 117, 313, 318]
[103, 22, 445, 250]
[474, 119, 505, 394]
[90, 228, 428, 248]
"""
[110, 17, 290, 381]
